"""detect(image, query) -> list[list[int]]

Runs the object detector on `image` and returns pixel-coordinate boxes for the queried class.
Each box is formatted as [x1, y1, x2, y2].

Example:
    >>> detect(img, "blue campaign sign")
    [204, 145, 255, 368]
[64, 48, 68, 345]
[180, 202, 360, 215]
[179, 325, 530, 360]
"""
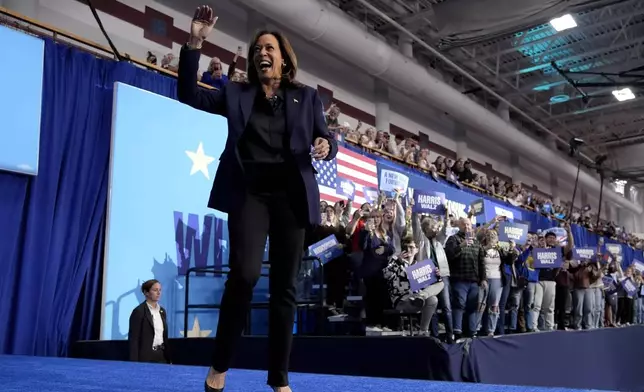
[376, 160, 474, 220]
[532, 248, 563, 268]
[372, 158, 528, 226]
[413, 191, 446, 215]
[470, 199, 485, 217]
[632, 260, 644, 275]
[0, 25, 44, 175]
[308, 234, 344, 264]
[405, 259, 438, 292]
[573, 247, 596, 261]
[498, 221, 529, 245]
[483, 199, 523, 222]
[362, 186, 378, 204]
[379, 169, 409, 192]
[602, 276, 617, 294]
[336, 178, 355, 200]
[622, 278, 638, 297]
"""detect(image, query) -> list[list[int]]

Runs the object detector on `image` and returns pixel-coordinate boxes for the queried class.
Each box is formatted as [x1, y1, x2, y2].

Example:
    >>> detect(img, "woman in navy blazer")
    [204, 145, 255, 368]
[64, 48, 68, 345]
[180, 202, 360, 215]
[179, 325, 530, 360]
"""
[177, 6, 337, 392]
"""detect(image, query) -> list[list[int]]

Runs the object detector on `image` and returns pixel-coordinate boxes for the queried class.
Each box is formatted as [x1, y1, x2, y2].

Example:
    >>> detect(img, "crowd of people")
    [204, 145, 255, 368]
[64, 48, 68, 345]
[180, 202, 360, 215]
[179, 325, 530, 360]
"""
[311, 193, 644, 340]
[145, 45, 644, 340]
[324, 104, 643, 249]
[145, 46, 641, 248]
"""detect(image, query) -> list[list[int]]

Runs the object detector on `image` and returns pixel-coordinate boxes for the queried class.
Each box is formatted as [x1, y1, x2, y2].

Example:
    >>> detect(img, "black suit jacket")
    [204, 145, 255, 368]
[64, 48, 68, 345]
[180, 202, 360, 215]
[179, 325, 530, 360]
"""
[128, 302, 171, 363]
[177, 46, 338, 226]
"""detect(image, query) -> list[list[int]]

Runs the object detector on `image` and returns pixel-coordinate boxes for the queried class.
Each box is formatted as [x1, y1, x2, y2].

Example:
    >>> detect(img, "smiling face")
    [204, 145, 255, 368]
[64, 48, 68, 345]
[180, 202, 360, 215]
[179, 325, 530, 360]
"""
[545, 233, 557, 247]
[253, 34, 283, 83]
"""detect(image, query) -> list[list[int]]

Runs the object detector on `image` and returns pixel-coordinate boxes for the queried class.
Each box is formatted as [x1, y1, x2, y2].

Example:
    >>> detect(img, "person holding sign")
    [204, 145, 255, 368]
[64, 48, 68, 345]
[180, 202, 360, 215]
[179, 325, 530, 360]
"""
[617, 266, 636, 325]
[410, 201, 454, 343]
[384, 190, 408, 256]
[383, 238, 442, 336]
[568, 249, 601, 330]
[588, 247, 606, 329]
[634, 270, 644, 324]
[533, 226, 573, 332]
[444, 218, 487, 339]
[307, 204, 350, 317]
[604, 260, 623, 327]
[477, 228, 519, 336]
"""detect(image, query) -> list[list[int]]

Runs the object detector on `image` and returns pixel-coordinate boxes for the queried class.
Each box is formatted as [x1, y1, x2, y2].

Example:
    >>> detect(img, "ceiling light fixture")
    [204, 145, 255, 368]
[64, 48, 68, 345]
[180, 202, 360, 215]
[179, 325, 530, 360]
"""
[612, 88, 636, 102]
[550, 14, 577, 32]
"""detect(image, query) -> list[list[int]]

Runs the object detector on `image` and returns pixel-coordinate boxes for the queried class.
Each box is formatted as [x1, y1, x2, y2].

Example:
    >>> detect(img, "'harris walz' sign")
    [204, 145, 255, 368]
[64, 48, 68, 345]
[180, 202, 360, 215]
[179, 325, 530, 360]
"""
[572, 247, 596, 261]
[413, 191, 446, 215]
[308, 235, 343, 264]
[498, 221, 528, 245]
[532, 248, 563, 269]
[405, 259, 437, 291]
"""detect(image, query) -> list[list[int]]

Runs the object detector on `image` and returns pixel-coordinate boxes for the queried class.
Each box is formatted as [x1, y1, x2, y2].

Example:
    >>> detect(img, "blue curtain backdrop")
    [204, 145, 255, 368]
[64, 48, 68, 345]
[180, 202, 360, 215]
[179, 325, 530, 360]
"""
[0, 37, 642, 357]
[0, 39, 177, 356]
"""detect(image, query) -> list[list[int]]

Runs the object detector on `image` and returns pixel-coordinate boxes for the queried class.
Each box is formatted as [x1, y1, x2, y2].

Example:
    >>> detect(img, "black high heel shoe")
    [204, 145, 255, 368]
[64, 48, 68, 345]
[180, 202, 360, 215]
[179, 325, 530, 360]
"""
[204, 381, 224, 392]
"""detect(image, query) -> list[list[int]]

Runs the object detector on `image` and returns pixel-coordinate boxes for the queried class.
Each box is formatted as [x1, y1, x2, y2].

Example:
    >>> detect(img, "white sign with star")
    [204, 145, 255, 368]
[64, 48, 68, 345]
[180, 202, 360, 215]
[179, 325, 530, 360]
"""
[185, 142, 215, 180]
[179, 316, 212, 338]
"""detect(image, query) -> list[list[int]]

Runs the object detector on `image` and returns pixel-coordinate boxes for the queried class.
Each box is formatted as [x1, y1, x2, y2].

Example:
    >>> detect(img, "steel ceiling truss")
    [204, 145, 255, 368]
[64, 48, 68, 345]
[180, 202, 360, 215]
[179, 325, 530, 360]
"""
[329, 0, 644, 152]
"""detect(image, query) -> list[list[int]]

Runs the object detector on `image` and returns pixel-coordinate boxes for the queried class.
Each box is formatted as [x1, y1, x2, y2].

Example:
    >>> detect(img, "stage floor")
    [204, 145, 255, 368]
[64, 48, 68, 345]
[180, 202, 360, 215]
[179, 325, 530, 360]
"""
[0, 355, 598, 392]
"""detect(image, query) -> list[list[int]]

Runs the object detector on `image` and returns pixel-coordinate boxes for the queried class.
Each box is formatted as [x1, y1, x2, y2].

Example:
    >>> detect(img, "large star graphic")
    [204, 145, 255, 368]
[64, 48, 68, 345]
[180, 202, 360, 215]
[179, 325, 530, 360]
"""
[185, 142, 215, 180]
[179, 316, 212, 338]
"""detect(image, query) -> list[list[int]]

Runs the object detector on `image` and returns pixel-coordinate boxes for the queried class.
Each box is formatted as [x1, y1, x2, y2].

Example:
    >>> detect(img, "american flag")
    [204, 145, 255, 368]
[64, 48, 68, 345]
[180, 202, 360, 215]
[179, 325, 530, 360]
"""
[314, 146, 378, 209]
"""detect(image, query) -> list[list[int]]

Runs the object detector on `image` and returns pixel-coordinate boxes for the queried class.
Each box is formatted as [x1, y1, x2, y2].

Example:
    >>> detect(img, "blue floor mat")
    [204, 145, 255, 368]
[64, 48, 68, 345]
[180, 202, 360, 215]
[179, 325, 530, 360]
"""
[0, 355, 600, 392]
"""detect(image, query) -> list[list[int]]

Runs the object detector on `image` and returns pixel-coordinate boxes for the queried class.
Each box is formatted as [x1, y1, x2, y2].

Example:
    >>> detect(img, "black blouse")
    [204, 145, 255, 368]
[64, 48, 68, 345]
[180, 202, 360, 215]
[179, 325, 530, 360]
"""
[238, 88, 288, 164]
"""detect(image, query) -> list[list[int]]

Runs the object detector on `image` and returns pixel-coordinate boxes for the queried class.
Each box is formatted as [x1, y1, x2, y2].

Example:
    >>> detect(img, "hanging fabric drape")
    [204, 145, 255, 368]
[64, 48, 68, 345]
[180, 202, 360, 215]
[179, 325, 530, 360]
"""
[0, 38, 177, 356]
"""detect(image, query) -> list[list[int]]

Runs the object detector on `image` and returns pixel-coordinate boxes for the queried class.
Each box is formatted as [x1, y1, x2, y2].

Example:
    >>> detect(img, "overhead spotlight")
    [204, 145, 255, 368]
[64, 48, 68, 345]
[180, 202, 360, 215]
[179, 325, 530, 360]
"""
[550, 14, 577, 32]
[594, 154, 608, 167]
[612, 88, 635, 102]
[568, 137, 584, 157]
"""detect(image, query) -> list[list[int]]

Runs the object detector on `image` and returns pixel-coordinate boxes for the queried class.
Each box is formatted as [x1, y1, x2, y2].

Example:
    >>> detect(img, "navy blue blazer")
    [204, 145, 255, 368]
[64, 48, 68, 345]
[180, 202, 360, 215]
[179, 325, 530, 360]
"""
[177, 47, 338, 226]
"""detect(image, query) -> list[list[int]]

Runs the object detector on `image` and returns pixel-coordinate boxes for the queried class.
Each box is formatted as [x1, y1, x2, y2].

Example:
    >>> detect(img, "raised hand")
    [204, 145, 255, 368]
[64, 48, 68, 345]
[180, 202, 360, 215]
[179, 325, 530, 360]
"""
[189, 5, 217, 48]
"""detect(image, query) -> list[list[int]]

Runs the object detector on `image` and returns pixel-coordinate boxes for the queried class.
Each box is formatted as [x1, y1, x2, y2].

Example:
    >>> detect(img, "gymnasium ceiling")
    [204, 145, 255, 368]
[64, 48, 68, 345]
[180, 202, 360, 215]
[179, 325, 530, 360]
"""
[329, 0, 644, 174]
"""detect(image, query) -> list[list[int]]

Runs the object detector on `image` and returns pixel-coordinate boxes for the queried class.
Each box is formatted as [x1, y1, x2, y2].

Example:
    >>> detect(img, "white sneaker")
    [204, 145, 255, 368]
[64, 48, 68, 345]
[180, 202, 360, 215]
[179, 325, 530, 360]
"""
[365, 326, 383, 336]
[381, 326, 393, 332]
[327, 314, 347, 322]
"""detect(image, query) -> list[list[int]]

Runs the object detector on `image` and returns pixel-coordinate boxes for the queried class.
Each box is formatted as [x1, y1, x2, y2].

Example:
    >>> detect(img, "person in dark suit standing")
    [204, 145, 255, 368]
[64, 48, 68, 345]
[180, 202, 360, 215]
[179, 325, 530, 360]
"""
[128, 279, 171, 364]
[177, 6, 337, 392]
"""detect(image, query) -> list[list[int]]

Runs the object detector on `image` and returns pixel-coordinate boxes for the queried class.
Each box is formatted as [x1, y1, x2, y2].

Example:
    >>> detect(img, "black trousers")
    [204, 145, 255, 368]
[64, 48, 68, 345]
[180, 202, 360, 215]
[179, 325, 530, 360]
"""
[211, 187, 306, 387]
[618, 296, 633, 324]
[555, 285, 569, 330]
[324, 256, 349, 308]
[363, 275, 388, 326]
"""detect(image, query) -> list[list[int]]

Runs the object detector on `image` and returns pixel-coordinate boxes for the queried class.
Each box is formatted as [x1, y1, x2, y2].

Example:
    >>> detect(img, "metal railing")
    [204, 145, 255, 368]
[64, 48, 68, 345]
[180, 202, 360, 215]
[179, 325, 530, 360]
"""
[183, 256, 326, 337]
